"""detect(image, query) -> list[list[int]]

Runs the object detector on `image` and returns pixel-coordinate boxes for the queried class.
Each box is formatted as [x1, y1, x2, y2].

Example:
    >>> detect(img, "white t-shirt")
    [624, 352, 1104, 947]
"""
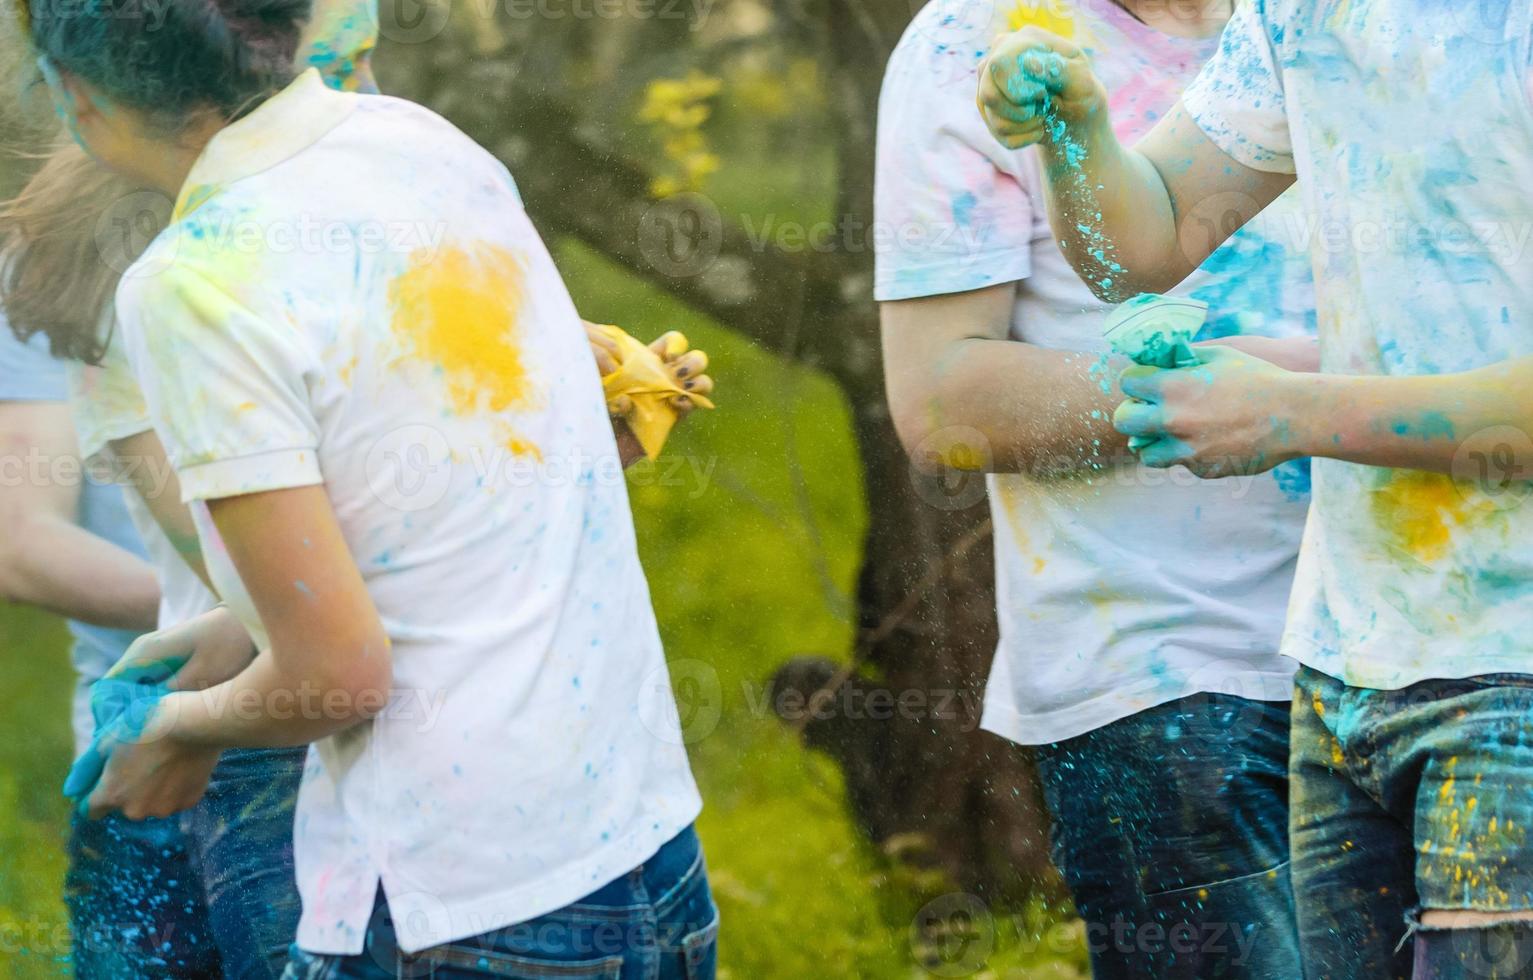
[1184, 0, 1533, 689]
[71, 333, 220, 630]
[115, 70, 702, 955]
[875, 0, 1316, 744]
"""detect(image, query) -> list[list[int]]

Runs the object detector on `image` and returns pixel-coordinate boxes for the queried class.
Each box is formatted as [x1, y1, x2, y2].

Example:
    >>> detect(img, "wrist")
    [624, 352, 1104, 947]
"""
[1041, 93, 1110, 152]
[151, 690, 213, 749]
[1276, 371, 1338, 460]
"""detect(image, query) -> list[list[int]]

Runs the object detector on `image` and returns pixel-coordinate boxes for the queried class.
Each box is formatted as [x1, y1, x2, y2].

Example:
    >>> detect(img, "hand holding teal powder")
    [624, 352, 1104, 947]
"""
[978, 28, 1107, 151]
[1104, 295, 1208, 451]
[62, 656, 185, 812]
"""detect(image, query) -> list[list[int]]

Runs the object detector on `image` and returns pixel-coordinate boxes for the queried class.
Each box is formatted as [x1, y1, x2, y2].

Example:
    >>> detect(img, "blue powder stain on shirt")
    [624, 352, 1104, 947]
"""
[1272, 458, 1312, 502]
[952, 191, 978, 227]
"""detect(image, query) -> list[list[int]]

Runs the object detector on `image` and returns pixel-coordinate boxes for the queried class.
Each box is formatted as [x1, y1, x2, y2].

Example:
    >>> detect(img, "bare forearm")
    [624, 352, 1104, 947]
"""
[1039, 120, 1187, 301]
[910, 337, 1133, 475]
[1289, 357, 1533, 476]
[0, 516, 159, 629]
[162, 646, 389, 749]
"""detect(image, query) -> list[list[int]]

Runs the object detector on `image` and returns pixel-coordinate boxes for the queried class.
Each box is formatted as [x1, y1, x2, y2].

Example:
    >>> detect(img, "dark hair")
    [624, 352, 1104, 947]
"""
[28, 0, 310, 129]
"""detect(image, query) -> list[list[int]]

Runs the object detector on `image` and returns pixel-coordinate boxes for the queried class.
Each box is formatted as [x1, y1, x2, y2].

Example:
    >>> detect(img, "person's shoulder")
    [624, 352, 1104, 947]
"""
[886, 0, 1013, 91]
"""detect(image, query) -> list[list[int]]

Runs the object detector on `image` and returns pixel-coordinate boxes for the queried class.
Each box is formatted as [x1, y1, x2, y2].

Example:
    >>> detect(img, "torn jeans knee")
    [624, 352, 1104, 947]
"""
[1407, 909, 1533, 979]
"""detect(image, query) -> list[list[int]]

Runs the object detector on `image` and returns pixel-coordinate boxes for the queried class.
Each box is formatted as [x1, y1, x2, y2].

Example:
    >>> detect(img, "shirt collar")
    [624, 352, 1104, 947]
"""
[175, 69, 356, 219]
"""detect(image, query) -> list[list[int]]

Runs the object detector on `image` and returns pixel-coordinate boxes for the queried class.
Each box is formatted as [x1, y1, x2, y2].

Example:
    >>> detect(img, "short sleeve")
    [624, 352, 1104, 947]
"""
[1182, 0, 1296, 174]
[0, 312, 67, 402]
[68, 315, 154, 468]
[116, 259, 323, 503]
[873, 33, 1036, 302]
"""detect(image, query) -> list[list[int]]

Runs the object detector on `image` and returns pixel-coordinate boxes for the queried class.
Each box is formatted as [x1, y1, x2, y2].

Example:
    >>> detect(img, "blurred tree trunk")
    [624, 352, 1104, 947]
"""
[385, 0, 1056, 899]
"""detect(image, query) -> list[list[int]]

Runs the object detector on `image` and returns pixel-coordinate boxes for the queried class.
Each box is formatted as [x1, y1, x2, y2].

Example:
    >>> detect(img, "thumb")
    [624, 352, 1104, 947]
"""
[62, 730, 112, 802]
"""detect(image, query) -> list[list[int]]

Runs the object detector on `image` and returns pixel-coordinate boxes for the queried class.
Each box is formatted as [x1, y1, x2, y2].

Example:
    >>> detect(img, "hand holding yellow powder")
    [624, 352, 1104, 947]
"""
[586, 323, 715, 460]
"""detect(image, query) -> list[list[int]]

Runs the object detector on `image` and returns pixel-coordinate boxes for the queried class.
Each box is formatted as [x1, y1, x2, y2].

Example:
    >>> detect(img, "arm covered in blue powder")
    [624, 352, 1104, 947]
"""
[882, 284, 1138, 476]
[1113, 347, 1533, 484]
[975, 28, 1294, 301]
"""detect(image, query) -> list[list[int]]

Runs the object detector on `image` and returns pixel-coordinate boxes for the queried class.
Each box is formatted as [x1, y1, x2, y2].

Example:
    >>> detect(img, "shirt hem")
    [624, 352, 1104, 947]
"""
[1283, 634, 1533, 692]
[873, 253, 1031, 302]
[76, 416, 154, 474]
[981, 668, 1298, 746]
[176, 448, 323, 502]
[296, 795, 704, 956]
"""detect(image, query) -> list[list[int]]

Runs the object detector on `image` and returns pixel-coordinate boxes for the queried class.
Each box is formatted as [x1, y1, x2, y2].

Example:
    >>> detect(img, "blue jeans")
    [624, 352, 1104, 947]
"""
[67, 812, 220, 978]
[1035, 693, 1299, 978]
[182, 746, 307, 978]
[1292, 667, 1533, 979]
[66, 746, 305, 979]
[282, 826, 719, 979]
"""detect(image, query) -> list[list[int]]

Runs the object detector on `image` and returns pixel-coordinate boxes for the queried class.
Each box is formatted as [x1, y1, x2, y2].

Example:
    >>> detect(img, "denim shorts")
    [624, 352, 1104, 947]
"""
[283, 824, 718, 979]
[1291, 666, 1533, 977]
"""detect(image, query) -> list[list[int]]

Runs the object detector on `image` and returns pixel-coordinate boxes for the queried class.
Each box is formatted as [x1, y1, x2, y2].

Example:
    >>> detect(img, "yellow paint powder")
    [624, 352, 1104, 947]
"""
[1369, 472, 1493, 564]
[1006, 1, 1077, 37]
[390, 244, 540, 458]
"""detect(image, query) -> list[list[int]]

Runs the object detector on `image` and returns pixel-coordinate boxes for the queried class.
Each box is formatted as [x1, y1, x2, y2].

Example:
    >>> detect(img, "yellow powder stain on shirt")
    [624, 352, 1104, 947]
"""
[1369, 472, 1493, 564]
[1006, 1, 1076, 37]
[389, 243, 540, 458]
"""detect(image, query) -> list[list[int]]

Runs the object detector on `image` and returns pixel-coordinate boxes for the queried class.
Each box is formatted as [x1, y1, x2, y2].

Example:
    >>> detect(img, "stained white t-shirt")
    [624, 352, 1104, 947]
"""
[875, 0, 1316, 744]
[115, 70, 702, 955]
[1184, 0, 1533, 689]
[71, 332, 219, 631]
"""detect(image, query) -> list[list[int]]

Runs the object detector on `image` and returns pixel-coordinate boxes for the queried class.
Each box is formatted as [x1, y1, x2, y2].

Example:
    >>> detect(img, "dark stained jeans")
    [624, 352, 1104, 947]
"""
[67, 745, 305, 979]
[1035, 692, 1299, 978]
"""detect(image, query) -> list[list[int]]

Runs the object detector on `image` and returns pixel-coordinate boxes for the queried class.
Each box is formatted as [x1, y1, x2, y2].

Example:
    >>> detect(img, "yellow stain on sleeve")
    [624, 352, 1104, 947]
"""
[1369, 472, 1493, 564]
[1005, 1, 1077, 37]
[389, 244, 540, 458]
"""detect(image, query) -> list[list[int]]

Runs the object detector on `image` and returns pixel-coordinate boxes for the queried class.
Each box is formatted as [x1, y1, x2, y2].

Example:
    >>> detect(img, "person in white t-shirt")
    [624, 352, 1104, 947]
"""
[877, 1, 1315, 975]
[979, 1, 1533, 975]
[24, 0, 718, 975]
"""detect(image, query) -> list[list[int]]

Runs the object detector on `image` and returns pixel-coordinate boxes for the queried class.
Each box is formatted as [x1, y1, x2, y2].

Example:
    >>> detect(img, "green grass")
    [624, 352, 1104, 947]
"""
[0, 606, 75, 978]
[0, 241, 1085, 978]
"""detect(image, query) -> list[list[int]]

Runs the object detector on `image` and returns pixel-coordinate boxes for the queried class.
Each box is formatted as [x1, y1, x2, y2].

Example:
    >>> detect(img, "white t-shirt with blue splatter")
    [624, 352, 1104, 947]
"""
[875, 0, 1316, 744]
[115, 71, 701, 955]
[1185, 0, 1533, 690]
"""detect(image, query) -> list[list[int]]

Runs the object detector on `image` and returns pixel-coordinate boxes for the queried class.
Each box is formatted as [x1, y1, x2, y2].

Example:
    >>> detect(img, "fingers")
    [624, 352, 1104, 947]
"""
[978, 28, 1092, 146]
[607, 393, 634, 418]
[1117, 364, 1163, 402]
[585, 323, 622, 375]
[1111, 398, 1164, 439]
[591, 345, 620, 377]
[648, 330, 689, 360]
[63, 733, 111, 804]
[105, 652, 189, 685]
[668, 349, 708, 382]
[1136, 436, 1193, 470]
